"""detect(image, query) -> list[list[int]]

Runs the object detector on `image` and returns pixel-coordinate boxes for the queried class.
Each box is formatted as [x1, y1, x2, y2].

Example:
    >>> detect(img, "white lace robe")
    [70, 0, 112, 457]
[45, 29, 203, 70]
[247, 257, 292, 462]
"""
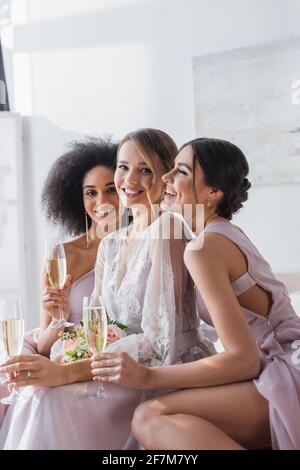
[93, 213, 215, 366]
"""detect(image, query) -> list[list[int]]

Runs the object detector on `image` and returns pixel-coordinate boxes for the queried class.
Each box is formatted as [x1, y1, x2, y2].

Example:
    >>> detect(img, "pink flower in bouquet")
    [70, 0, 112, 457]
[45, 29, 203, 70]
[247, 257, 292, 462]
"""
[107, 324, 126, 344]
[62, 338, 77, 353]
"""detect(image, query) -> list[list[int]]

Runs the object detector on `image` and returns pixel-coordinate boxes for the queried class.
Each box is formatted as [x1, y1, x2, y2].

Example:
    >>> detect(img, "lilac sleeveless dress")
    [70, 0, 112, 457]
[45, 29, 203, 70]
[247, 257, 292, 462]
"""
[196, 220, 300, 450]
[0, 269, 143, 450]
[68, 269, 95, 324]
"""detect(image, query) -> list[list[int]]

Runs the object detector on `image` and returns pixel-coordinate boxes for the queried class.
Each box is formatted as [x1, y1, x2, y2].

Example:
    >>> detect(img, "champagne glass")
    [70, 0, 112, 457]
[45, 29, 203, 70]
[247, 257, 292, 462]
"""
[0, 298, 25, 404]
[45, 240, 74, 329]
[83, 296, 110, 399]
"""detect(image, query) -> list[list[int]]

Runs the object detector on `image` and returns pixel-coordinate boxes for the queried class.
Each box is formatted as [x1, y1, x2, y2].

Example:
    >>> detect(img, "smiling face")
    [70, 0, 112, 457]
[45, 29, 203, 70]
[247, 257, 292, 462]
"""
[114, 139, 167, 209]
[161, 144, 221, 211]
[161, 145, 197, 210]
[82, 165, 119, 224]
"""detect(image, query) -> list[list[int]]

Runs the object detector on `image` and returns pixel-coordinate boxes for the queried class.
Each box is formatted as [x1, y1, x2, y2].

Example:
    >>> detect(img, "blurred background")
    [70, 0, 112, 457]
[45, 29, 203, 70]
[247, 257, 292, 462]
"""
[0, 0, 300, 328]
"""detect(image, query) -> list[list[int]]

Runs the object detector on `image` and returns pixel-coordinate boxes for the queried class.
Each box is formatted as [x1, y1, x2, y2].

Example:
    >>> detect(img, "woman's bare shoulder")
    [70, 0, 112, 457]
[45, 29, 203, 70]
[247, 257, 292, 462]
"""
[63, 234, 86, 249]
[184, 231, 237, 268]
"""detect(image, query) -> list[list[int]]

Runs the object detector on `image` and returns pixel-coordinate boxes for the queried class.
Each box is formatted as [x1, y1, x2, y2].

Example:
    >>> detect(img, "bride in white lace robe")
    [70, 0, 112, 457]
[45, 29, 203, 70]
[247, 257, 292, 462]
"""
[94, 211, 214, 368]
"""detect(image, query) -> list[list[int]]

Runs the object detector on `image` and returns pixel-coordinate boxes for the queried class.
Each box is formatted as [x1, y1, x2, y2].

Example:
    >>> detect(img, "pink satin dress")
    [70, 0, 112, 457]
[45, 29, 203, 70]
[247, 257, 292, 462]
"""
[196, 220, 300, 450]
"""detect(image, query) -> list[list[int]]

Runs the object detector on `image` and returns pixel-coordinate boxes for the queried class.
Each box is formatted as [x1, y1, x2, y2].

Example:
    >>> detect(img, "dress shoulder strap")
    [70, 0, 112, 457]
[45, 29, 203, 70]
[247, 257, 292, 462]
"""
[204, 221, 257, 297]
[231, 271, 256, 296]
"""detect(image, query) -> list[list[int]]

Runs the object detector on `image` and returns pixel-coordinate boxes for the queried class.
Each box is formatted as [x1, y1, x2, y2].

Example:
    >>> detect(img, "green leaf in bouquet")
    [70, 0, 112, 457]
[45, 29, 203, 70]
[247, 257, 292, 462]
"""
[108, 319, 129, 331]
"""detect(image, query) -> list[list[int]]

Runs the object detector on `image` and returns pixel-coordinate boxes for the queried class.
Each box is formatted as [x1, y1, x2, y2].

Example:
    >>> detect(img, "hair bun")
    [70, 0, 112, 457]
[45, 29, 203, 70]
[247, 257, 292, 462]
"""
[219, 176, 251, 219]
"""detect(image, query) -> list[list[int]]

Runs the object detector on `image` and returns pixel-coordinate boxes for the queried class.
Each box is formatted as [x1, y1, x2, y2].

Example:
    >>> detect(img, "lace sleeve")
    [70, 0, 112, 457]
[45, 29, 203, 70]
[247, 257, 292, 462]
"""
[137, 213, 187, 366]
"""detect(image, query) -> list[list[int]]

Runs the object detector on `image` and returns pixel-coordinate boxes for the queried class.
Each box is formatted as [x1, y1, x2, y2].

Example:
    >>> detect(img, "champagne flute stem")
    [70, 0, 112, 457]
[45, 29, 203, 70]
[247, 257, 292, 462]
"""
[13, 371, 21, 397]
[96, 380, 105, 398]
[59, 297, 64, 322]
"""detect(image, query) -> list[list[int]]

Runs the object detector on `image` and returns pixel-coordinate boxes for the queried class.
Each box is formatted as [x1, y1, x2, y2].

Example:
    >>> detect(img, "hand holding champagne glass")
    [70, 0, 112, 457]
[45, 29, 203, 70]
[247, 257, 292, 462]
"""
[45, 240, 74, 329]
[0, 298, 25, 404]
[83, 296, 110, 399]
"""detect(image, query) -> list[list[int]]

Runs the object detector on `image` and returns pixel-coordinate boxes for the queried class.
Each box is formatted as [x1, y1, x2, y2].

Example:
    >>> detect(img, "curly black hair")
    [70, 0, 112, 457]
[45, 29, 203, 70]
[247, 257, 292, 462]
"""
[41, 137, 118, 235]
[181, 137, 251, 220]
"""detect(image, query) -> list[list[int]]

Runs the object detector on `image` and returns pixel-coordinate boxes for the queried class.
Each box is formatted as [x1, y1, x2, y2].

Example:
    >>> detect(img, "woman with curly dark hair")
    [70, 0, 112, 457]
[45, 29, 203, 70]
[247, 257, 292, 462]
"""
[35, 137, 120, 357]
[91, 138, 300, 450]
[0, 137, 126, 447]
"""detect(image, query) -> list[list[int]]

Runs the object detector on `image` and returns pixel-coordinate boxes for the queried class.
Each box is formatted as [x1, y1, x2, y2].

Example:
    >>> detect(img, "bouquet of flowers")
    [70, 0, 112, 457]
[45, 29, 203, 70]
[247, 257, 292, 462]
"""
[58, 320, 128, 363]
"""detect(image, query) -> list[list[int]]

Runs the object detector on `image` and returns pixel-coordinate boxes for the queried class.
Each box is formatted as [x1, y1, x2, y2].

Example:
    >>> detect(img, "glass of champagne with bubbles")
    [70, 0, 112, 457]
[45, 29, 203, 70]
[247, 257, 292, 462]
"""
[45, 240, 74, 329]
[83, 296, 110, 399]
[0, 298, 25, 404]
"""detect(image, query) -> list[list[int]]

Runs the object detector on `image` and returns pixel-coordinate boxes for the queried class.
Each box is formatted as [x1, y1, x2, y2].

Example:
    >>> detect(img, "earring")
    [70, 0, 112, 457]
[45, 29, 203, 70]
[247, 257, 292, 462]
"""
[85, 211, 90, 249]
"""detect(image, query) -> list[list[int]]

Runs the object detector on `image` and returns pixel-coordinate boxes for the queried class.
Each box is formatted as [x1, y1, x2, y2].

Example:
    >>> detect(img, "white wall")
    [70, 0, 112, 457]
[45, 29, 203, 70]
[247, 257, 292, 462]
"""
[234, 184, 300, 273]
[1, 0, 300, 327]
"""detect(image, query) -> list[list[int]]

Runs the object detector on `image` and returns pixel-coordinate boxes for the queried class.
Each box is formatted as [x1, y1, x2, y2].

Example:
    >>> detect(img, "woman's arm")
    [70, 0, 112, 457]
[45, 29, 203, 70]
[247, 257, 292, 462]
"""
[0, 354, 92, 388]
[151, 234, 261, 387]
[91, 233, 261, 390]
[37, 273, 71, 357]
